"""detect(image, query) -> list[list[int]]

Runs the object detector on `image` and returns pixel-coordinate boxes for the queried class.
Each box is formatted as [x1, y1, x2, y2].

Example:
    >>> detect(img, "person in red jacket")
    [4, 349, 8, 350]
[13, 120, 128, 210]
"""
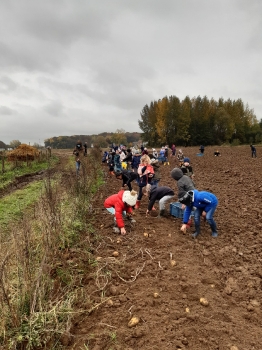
[104, 190, 138, 235]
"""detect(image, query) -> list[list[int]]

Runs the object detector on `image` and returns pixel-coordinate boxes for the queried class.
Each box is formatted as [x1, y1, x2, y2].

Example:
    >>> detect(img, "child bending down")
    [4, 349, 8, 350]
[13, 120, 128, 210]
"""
[179, 189, 218, 238]
[143, 184, 174, 218]
[104, 190, 137, 235]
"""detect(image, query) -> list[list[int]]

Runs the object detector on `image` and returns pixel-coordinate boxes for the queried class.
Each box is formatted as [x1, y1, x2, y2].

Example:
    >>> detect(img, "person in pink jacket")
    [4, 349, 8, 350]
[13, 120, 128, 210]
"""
[104, 190, 138, 235]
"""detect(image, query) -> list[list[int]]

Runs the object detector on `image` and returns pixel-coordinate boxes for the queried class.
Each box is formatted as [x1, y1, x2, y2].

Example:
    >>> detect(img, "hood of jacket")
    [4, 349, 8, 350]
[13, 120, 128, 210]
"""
[171, 167, 183, 180]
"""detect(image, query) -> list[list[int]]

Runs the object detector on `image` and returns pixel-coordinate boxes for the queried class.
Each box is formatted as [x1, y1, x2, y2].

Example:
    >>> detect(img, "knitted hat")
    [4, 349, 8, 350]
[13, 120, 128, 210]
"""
[183, 157, 190, 163]
[122, 190, 138, 206]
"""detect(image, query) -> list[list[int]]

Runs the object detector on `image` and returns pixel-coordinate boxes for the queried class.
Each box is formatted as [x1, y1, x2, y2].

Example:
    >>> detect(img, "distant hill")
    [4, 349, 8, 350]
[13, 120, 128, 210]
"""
[44, 132, 141, 149]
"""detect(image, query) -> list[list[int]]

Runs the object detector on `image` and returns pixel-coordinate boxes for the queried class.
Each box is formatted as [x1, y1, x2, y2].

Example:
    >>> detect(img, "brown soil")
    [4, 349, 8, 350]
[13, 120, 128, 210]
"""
[4, 147, 262, 350]
[66, 146, 262, 350]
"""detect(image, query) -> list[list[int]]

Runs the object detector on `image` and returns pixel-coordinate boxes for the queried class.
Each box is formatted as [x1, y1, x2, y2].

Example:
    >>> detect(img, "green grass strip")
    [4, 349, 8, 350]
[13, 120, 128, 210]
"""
[0, 156, 59, 190]
[0, 181, 44, 231]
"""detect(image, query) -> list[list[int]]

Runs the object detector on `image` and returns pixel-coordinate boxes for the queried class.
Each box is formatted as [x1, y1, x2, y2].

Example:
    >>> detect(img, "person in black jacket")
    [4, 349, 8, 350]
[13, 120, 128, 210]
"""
[115, 170, 137, 191]
[250, 144, 257, 158]
[122, 148, 133, 170]
[143, 184, 174, 217]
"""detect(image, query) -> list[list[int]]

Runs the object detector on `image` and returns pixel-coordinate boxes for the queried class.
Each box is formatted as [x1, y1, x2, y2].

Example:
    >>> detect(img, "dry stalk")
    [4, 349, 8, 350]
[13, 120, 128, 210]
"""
[87, 296, 114, 314]
[158, 261, 164, 270]
[0, 252, 13, 316]
[99, 322, 117, 328]
[145, 248, 154, 260]
[127, 305, 134, 315]
[95, 263, 109, 290]
[113, 262, 146, 283]
[30, 253, 46, 315]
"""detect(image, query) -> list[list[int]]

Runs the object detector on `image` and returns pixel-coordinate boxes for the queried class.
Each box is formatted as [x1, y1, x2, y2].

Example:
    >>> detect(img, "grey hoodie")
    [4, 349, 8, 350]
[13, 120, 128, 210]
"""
[171, 168, 195, 199]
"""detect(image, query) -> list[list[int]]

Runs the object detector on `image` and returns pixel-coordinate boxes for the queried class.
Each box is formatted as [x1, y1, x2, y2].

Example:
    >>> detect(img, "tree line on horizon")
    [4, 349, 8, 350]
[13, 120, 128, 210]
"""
[44, 131, 141, 149]
[138, 95, 262, 146]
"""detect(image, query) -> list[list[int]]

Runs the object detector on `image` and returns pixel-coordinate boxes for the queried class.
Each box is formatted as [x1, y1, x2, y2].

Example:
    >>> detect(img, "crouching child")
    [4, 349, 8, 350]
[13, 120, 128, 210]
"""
[104, 190, 137, 235]
[143, 184, 174, 218]
[179, 190, 218, 238]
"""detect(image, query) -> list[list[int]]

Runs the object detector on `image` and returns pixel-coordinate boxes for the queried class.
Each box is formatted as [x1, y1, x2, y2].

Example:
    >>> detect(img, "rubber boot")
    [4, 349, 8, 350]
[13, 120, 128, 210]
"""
[192, 225, 200, 238]
[126, 216, 136, 223]
[113, 227, 120, 234]
[113, 218, 120, 233]
[159, 209, 167, 217]
[209, 222, 218, 237]
[135, 200, 140, 209]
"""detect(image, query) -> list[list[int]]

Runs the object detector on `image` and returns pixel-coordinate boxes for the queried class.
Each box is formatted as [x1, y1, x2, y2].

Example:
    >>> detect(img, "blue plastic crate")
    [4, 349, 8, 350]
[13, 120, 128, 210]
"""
[170, 202, 194, 218]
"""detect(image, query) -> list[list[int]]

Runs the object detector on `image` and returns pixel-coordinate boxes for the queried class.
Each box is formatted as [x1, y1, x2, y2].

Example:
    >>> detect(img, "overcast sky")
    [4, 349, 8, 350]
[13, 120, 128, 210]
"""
[0, 0, 261, 146]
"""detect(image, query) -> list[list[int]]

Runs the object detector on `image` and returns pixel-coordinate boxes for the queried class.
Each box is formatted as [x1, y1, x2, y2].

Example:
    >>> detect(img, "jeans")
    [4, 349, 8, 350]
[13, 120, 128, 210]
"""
[106, 208, 126, 226]
[159, 195, 174, 210]
[151, 179, 160, 187]
[137, 186, 144, 200]
[106, 208, 126, 216]
[194, 206, 217, 234]
[76, 162, 80, 173]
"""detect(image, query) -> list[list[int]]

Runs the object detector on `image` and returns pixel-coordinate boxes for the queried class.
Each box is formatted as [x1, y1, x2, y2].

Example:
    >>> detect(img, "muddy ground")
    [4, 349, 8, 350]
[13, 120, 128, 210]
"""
[66, 145, 262, 350]
[2, 146, 262, 350]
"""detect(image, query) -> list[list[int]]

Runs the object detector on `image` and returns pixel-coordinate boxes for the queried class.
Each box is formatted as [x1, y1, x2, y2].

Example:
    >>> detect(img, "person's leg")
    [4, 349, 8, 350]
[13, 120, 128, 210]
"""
[192, 208, 201, 238]
[137, 187, 143, 201]
[106, 208, 120, 233]
[106, 207, 115, 215]
[135, 187, 143, 209]
[159, 195, 174, 211]
[206, 206, 218, 237]
[159, 195, 174, 216]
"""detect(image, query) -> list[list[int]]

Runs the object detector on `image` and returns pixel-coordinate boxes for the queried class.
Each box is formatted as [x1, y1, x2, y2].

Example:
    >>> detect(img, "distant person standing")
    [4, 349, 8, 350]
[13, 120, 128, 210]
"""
[84, 142, 88, 156]
[199, 145, 205, 154]
[76, 140, 83, 152]
[171, 144, 176, 156]
[250, 144, 257, 158]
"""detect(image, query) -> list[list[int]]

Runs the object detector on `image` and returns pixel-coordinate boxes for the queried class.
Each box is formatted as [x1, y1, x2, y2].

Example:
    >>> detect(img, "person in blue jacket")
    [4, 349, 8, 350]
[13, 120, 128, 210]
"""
[179, 189, 218, 238]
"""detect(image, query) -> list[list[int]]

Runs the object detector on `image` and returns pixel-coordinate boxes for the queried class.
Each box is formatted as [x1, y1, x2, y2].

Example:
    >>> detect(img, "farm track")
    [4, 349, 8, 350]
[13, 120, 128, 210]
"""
[0, 150, 71, 199]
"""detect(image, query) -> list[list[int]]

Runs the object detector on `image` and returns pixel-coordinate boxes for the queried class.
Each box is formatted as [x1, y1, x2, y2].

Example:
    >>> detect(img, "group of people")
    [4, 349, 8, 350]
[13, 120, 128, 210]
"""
[102, 144, 172, 175]
[104, 146, 219, 239]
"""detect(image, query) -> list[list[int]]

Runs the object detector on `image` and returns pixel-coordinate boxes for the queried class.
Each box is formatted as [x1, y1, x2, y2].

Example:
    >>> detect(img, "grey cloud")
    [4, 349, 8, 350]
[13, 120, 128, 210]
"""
[0, 106, 15, 115]
[0, 0, 261, 145]
[43, 101, 64, 116]
[0, 76, 18, 93]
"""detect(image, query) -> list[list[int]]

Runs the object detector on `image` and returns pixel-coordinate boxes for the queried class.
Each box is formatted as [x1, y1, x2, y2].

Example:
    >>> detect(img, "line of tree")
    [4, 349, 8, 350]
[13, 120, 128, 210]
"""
[44, 130, 141, 149]
[138, 95, 262, 146]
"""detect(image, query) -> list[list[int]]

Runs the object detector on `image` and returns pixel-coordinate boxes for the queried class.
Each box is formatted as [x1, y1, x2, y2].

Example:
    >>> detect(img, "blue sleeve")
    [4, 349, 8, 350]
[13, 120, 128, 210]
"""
[183, 206, 192, 224]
